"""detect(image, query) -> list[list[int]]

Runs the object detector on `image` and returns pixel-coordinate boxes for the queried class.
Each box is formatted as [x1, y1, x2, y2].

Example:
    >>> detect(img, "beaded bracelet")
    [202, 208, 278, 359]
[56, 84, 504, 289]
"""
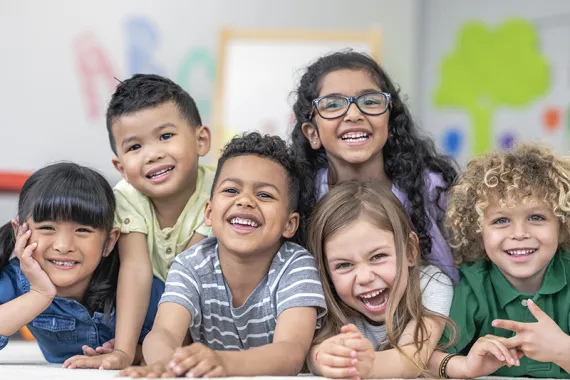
[439, 353, 458, 378]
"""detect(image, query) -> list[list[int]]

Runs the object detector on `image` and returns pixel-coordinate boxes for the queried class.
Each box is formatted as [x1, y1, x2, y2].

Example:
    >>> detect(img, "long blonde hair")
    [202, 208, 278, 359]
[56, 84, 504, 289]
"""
[308, 180, 453, 371]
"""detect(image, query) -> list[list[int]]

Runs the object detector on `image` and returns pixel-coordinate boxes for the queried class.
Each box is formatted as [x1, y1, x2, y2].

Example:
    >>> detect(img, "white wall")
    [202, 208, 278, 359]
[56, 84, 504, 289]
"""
[0, 0, 420, 222]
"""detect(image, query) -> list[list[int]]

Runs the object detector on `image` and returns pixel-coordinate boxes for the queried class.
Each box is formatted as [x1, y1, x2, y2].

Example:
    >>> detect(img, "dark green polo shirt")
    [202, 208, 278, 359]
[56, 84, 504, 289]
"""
[442, 252, 570, 378]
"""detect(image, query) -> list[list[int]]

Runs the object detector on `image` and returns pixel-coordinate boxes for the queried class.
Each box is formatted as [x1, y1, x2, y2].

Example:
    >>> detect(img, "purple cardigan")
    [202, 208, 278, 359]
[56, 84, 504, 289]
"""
[315, 169, 459, 284]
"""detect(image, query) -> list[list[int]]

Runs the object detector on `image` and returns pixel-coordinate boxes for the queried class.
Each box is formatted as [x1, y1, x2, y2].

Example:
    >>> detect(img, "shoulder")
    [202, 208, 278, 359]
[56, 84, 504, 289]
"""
[268, 242, 319, 284]
[419, 265, 453, 289]
[113, 179, 149, 203]
[198, 164, 216, 189]
[459, 260, 490, 280]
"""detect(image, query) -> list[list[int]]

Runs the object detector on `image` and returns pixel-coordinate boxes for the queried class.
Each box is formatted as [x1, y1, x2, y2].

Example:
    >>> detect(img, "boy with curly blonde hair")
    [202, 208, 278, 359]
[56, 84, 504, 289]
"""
[428, 143, 570, 378]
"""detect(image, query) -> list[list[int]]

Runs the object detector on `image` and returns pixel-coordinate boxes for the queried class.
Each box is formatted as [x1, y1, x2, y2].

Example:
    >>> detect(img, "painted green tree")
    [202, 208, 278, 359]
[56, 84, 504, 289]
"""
[435, 19, 550, 154]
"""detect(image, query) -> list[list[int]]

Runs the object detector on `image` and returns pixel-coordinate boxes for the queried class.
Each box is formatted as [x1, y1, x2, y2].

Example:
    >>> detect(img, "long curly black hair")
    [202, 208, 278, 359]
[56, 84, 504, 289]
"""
[212, 132, 315, 246]
[291, 51, 458, 258]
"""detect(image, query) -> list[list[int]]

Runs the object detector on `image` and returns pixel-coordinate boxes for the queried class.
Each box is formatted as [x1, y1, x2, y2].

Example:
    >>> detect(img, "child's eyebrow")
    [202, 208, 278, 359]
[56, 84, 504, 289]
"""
[220, 178, 281, 194]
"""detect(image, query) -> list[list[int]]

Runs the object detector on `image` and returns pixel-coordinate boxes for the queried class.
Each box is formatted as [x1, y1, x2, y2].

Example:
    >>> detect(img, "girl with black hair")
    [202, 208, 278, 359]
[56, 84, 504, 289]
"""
[0, 162, 163, 366]
[291, 51, 459, 283]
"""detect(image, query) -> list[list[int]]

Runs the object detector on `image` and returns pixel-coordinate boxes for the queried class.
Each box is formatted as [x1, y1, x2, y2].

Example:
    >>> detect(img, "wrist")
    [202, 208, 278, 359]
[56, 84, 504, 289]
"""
[554, 334, 570, 369]
[439, 353, 461, 379]
[113, 345, 135, 363]
[29, 287, 55, 302]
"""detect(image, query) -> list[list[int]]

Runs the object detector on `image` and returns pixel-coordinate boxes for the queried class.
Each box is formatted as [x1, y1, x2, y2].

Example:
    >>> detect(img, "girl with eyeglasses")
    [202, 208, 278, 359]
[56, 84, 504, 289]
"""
[291, 51, 459, 284]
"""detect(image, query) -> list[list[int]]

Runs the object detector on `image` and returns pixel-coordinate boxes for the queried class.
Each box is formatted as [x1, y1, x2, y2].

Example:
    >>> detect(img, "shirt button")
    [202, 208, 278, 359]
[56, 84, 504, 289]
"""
[165, 233, 171, 240]
[521, 299, 529, 307]
[166, 247, 172, 254]
[124, 218, 130, 225]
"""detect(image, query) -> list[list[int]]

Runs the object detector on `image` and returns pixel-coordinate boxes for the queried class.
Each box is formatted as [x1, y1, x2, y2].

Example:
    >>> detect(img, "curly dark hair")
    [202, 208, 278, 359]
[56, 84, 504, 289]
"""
[106, 74, 202, 154]
[291, 50, 458, 259]
[212, 132, 315, 246]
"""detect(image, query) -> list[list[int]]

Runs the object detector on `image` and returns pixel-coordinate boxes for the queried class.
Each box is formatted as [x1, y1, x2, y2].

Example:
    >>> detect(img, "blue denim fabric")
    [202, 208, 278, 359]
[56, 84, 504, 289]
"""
[0, 259, 164, 363]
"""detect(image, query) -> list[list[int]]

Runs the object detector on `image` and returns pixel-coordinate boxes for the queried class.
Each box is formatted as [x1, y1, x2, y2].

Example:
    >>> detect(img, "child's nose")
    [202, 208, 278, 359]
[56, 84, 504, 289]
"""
[356, 265, 375, 284]
[511, 223, 530, 240]
[145, 148, 165, 163]
[344, 102, 364, 122]
[235, 193, 255, 208]
[53, 234, 75, 254]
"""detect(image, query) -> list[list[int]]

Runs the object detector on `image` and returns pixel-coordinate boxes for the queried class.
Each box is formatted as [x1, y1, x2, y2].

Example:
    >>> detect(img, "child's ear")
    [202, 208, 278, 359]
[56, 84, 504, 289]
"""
[204, 199, 213, 227]
[406, 232, 419, 267]
[301, 123, 321, 151]
[282, 212, 300, 239]
[112, 158, 129, 182]
[103, 228, 121, 257]
[195, 126, 211, 157]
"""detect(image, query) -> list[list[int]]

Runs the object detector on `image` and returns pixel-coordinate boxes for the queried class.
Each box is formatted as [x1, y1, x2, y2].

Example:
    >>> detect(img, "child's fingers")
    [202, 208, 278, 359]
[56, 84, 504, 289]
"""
[102, 339, 115, 349]
[321, 364, 358, 379]
[343, 337, 373, 352]
[187, 358, 218, 378]
[170, 352, 203, 375]
[323, 342, 357, 358]
[320, 351, 358, 368]
[81, 345, 97, 356]
[21, 242, 37, 261]
[95, 346, 113, 355]
[14, 230, 32, 259]
[483, 337, 516, 365]
[341, 323, 361, 335]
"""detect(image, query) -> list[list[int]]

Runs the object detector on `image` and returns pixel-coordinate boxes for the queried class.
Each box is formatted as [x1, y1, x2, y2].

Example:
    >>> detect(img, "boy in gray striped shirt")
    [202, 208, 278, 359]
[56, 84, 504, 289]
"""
[121, 133, 326, 378]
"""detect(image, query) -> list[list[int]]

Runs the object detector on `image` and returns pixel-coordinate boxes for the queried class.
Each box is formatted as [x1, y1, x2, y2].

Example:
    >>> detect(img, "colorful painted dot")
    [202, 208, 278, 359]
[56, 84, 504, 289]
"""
[499, 132, 516, 150]
[442, 128, 463, 157]
[543, 106, 561, 131]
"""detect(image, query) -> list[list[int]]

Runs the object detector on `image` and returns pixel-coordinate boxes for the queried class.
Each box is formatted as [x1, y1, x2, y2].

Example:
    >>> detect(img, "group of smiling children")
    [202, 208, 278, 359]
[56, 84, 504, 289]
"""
[1, 50, 570, 379]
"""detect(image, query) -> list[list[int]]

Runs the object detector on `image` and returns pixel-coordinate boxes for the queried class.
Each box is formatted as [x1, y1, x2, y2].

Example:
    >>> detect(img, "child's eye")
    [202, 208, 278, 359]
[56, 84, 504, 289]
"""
[371, 253, 386, 261]
[529, 214, 546, 222]
[127, 144, 141, 152]
[258, 192, 274, 199]
[160, 133, 173, 141]
[492, 217, 509, 225]
[37, 225, 55, 231]
[222, 188, 238, 194]
[76, 227, 94, 233]
[335, 262, 352, 270]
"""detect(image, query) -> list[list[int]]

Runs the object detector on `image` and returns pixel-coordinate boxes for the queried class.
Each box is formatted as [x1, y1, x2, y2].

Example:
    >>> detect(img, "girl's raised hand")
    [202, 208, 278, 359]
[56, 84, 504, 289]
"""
[14, 222, 55, 299]
[315, 331, 363, 379]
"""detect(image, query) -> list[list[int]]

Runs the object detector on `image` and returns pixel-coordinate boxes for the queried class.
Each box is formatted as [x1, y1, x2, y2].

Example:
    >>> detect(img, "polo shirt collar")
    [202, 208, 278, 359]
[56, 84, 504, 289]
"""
[491, 252, 566, 308]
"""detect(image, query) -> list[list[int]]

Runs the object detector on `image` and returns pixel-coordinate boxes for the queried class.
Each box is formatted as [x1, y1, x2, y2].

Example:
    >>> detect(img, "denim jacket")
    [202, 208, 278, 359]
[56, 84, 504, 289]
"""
[0, 259, 164, 363]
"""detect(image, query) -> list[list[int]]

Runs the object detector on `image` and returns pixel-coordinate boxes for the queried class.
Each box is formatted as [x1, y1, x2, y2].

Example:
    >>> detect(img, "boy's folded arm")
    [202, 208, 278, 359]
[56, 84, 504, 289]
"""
[143, 302, 192, 365]
[218, 306, 317, 376]
[114, 232, 153, 363]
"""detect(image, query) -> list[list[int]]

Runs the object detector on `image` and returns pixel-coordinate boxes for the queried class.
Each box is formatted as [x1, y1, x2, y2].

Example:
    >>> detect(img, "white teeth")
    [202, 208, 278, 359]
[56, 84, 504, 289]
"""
[341, 132, 369, 141]
[506, 249, 536, 256]
[230, 217, 259, 227]
[50, 260, 76, 267]
[359, 289, 385, 299]
[149, 167, 173, 178]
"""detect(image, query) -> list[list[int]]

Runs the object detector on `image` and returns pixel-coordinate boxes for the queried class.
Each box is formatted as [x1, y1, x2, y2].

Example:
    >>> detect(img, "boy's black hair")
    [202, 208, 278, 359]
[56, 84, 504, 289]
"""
[106, 74, 202, 154]
[291, 50, 458, 259]
[212, 132, 315, 246]
[0, 162, 119, 317]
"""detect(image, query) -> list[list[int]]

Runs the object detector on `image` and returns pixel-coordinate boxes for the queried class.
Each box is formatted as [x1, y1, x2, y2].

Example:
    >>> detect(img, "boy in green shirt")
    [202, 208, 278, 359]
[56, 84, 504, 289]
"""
[429, 144, 570, 378]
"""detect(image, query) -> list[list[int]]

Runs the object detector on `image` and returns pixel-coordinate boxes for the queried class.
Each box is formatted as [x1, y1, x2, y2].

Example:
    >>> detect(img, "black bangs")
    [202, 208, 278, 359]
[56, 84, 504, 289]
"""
[23, 163, 115, 231]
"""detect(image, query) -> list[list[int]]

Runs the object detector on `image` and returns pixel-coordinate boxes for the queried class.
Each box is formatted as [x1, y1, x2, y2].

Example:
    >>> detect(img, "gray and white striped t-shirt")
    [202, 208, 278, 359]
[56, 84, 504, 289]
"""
[160, 237, 327, 350]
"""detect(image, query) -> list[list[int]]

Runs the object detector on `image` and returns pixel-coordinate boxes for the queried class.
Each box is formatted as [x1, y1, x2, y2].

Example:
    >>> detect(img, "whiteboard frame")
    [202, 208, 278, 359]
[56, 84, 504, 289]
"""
[212, 28, 382, 159]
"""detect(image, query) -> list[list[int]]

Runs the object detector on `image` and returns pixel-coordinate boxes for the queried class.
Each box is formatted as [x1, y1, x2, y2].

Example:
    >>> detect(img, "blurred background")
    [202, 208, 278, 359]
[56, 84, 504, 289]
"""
[1, 0, 569, 222]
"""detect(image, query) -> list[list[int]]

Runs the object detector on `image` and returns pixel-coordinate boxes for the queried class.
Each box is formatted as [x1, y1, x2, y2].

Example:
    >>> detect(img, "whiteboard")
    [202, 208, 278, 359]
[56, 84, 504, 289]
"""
[212, 28, 381, 157]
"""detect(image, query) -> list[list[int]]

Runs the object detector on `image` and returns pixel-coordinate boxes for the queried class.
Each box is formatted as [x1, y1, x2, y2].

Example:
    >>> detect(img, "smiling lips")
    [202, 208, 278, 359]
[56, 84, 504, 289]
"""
[228, 216, 261, 234]
[358, 288, 388, 311]
[146, 165, 174, 181]
[47, 259, 79, 270]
